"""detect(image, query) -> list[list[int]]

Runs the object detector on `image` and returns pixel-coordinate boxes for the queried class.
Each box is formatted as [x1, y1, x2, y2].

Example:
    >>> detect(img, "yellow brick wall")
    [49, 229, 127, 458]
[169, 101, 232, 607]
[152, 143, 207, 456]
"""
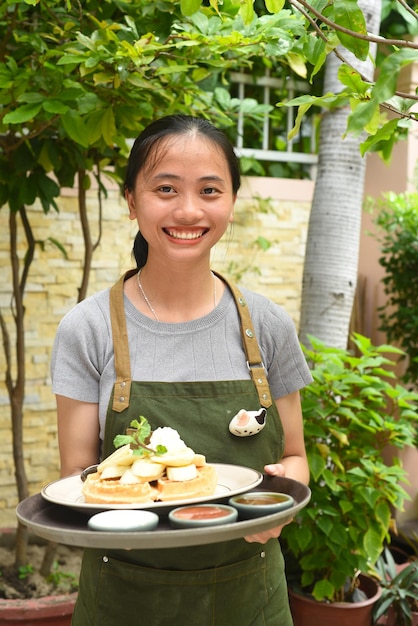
[0, 176, 313, 526]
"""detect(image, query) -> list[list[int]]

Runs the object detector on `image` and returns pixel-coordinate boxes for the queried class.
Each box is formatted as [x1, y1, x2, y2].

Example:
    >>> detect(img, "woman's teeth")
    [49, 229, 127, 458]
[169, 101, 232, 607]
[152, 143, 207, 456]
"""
[165, 230, 205, 240]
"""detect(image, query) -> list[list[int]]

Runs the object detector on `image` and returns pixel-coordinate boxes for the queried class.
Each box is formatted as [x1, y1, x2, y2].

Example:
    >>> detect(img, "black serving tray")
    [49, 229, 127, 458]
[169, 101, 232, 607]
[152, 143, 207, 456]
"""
[16, 475, 310, 550]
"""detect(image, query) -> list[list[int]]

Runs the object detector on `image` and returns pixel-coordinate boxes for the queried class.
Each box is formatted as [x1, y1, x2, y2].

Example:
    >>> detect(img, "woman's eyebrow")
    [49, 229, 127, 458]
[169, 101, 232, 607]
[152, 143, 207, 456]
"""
[152, 173, 226, 183]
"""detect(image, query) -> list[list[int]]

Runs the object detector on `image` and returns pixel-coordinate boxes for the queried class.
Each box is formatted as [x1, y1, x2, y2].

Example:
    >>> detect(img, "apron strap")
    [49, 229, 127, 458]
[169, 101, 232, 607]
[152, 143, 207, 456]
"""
[213, 272, 272, 409]
[109, 270, 273, 412]
[109, 270, 136, 412]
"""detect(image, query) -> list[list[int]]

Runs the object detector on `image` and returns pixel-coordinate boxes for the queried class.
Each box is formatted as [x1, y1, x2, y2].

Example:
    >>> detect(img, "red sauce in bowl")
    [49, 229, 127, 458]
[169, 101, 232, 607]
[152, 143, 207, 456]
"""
[174, 506, 231, 520]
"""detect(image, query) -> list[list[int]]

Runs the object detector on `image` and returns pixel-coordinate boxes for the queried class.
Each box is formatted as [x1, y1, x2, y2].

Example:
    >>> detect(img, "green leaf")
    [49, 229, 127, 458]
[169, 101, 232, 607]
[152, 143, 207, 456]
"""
[312, 578, 335, 602]
[287, 102, 312, 140]
[155, 65, 196, 75]
[265, 0, 285, 13]
[297, 526, 312, 551]
[339, 499, 354, 514]
[255, 236, 271, 251]
[305, 35, 327, 79]
[180, 0, 202, 16]
[42, 100, 70, 115]
[37, 174, 60, 202]
[363, 526, 384, 564]
[317, 515, 333, 536]
[287, 52, 307, 79]
[372, 48, 418, 105]
[61, 111, 89, 148]
[334, 0, 369, 61]
[113, 434, 132, 448]
[3, 103, 42, 124]
[17, 92, 44, 104]
[214, 87, 231, 109]
[337, 64, 370, 96]
[101, 107, 117, 146]
[308, 452, 326, 481]
[47, 238, 68, 258]
[347, 98, 380, 135]
[239, 0, 255, 25]
[56, 54, 86, 66]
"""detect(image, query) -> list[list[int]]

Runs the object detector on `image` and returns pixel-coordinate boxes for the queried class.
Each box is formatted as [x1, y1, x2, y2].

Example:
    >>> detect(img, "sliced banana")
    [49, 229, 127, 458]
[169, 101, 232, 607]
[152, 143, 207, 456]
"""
[97, 444, 134, 472]
[166, 464, 198, 482]
[193, 454, 206, 467]
[119, 468, 141, 484]
[152, 447, 196, 467]
[99, 464, 127, 480]
[96, 436, 207, 488]
[131, 459, 165, 481]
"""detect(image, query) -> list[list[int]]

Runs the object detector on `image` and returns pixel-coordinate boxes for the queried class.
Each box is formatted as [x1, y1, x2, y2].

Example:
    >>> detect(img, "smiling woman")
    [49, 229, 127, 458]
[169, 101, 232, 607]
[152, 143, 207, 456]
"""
[50, 114, 312, 626]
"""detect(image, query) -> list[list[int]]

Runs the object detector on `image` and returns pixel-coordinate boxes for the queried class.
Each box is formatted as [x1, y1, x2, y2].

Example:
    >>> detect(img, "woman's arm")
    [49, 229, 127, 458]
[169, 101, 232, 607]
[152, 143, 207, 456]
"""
[245, 389, 309, 543]
[56, 394, 101, 477]
[270, 389, 309, 485]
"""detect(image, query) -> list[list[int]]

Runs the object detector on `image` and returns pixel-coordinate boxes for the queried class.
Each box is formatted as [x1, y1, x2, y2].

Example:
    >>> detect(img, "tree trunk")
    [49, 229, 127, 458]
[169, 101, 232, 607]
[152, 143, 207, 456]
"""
[298, 0, 382, 349]
[77, 167, 103, 303]
[5, 208, 33, 567]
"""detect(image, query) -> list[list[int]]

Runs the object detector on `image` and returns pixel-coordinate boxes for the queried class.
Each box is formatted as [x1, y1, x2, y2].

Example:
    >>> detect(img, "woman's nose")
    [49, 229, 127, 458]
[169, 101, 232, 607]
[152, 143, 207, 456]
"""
[173, 194, 203, 221]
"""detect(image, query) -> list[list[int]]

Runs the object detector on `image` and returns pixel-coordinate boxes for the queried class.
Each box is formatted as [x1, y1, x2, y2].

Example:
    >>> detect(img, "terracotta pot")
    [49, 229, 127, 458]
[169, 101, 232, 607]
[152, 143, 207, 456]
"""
[0, 592, 77, 625]
[288, 574, 381, 626]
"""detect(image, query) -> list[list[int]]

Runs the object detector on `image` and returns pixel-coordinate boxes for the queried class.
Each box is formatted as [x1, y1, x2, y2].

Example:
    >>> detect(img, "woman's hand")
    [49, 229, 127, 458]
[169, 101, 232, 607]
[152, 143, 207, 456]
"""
[244, 463, 292, 544]
[244, 391, 309, 544]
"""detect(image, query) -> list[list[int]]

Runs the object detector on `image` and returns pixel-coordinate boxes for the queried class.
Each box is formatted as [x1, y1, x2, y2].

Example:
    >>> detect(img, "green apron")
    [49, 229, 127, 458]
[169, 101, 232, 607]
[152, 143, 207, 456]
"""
[72, 272, 294, 626]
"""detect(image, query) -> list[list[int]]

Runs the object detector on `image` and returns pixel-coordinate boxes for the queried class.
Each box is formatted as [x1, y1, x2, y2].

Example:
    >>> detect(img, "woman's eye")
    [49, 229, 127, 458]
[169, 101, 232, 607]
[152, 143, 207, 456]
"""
[158, 185, 173, 193]
[202, 187, 217, 195]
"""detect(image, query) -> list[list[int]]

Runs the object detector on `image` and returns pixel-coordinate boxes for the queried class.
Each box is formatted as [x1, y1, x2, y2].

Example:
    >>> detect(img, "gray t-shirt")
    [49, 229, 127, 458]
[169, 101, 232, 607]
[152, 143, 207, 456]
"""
[51, 283, 312, 440]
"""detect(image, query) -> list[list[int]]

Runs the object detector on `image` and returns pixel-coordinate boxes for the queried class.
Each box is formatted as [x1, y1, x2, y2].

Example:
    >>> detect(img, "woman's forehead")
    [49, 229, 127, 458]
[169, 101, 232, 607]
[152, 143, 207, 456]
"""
[141, 133, 230, 178]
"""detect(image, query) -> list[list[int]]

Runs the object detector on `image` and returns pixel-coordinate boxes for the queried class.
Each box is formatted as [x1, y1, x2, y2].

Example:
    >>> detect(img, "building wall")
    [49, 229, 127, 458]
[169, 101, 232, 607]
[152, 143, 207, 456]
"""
[0, 176, 313, 525]
[359, 101, 418, 526]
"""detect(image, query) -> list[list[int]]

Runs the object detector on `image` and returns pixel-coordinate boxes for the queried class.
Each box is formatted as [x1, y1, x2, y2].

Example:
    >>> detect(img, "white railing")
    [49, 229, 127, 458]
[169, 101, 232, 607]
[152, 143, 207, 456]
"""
[230, 70, 318, 172]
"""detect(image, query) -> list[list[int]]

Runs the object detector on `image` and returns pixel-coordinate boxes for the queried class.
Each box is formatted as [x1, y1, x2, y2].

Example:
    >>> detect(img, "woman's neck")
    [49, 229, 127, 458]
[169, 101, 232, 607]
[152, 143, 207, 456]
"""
[125, 262, 224, 323]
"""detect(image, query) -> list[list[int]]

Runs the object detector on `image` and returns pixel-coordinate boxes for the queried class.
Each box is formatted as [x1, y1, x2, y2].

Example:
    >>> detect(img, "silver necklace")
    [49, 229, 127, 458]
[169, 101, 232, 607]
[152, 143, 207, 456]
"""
[136, 269, 217, 322]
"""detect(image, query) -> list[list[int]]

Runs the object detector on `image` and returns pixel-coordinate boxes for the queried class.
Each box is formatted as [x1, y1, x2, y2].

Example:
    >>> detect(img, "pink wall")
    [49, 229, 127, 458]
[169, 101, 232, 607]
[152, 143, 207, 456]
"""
[359, 125, 418, 350]
[359, 93, 418, 525]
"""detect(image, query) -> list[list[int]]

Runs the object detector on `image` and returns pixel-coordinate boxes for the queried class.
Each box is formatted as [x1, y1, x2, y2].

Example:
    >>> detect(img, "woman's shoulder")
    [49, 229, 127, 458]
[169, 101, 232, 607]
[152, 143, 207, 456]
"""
[236, 285, 294, 327]
[57, 288, 111, 330]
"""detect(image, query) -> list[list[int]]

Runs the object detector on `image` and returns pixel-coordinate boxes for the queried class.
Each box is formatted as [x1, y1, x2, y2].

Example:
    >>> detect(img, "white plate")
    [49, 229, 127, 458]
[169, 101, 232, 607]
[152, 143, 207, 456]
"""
[41, 463, 263, 513]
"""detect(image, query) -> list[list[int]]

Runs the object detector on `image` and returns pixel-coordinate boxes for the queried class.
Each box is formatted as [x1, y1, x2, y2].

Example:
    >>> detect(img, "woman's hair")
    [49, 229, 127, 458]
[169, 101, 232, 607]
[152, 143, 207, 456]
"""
[124, 115, 241, 269]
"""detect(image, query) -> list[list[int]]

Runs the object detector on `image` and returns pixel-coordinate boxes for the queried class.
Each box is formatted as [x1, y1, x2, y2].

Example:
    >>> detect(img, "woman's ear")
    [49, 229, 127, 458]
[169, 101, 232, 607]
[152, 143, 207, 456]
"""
[125, 189, 137, 221]
[228, 195, 237, 223]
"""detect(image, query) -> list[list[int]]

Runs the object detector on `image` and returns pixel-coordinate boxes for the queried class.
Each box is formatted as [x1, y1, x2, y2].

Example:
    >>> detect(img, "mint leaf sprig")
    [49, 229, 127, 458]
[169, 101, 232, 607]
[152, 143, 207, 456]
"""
[113, 416, 167, 458]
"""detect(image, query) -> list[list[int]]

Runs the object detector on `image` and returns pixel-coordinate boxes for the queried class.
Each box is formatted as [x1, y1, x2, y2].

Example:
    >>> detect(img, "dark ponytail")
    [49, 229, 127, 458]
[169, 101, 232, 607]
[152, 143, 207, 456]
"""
[133, 231, 148, 269]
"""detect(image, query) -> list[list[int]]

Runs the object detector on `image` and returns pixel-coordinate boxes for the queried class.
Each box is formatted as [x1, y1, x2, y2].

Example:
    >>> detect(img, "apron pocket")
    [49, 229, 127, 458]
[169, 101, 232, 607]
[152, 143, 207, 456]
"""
[78, 547, 287, 626]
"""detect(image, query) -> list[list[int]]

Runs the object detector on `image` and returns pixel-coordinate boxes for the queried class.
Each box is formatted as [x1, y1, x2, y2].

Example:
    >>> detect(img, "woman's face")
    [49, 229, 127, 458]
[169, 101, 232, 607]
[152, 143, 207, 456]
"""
[125, 134, 236, 266]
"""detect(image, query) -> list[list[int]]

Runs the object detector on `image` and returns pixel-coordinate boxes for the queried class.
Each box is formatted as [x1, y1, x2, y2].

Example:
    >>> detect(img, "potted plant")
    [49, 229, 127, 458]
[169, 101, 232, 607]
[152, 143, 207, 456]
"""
[373, 546, 418, 625]
[0, 535, 81, 626]
[282, 334, 418, 626]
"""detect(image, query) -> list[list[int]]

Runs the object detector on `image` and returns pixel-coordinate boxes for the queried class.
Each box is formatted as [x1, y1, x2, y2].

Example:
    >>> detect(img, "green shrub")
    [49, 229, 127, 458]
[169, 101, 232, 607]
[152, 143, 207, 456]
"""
[282, 334, 418, 602]
[374, 191, 418, 386]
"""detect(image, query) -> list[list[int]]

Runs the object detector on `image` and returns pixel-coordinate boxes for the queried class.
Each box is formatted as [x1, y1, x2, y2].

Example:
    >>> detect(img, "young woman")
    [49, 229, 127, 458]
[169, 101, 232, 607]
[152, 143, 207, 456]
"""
[51, 115, 312, 625]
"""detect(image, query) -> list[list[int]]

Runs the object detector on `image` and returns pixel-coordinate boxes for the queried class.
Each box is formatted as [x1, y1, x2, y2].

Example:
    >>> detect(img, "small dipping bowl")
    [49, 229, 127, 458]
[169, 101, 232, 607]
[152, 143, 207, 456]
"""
[228, 491, 294, 519]
[168, 504, 238, 529]
[87, 509, 159, 532]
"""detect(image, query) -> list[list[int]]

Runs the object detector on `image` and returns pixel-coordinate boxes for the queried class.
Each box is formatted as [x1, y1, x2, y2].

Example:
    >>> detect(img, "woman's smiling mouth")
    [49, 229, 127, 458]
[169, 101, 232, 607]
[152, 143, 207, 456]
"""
[164, 228, 208, 240]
